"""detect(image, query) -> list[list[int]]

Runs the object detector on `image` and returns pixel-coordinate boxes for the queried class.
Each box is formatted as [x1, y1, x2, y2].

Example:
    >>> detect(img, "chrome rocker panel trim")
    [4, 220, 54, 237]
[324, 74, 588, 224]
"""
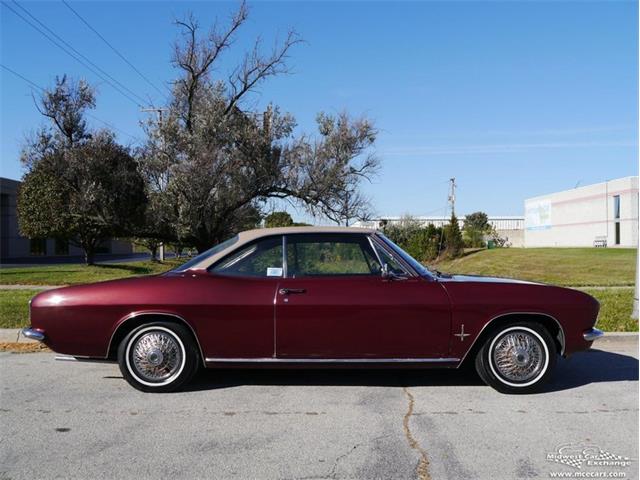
[205, 357, 460, 363]
[55, 355, 116, 363]
[22, 328, 45, 342]
[583, 328, 604, 342]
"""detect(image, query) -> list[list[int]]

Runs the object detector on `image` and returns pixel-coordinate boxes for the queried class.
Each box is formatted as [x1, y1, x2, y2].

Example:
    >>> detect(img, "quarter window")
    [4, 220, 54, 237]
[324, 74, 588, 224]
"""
[285, 234, 381, 277]
[211, 236, 283, 277]
[371, 241, 410, 276]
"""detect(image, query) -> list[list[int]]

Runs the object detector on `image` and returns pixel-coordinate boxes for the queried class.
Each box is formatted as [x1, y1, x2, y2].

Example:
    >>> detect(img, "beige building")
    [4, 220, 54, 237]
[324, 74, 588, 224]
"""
[524, 176, 639, 248]
[1, 177, 133, 261]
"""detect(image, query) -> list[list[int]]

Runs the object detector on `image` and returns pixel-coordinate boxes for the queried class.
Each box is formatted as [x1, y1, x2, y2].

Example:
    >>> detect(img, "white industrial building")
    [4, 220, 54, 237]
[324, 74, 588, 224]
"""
[524, 176, 639, 248]
[352, 215, 525, 246]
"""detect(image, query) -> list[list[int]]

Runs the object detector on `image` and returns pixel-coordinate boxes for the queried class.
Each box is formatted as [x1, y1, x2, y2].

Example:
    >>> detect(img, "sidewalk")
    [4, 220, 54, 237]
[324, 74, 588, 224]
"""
[0, 285, 60, 290]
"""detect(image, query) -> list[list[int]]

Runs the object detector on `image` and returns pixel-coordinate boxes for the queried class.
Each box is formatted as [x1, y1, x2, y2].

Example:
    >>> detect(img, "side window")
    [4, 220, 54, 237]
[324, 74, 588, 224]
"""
[286, 235, 381, 277]
[211, 236, 283, 277]
[372, 242, 410, 276]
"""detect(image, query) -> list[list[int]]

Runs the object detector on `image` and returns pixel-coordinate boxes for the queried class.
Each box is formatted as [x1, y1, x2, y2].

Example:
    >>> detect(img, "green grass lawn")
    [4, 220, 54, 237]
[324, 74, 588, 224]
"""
[0, 289, 40, 329]
[581, 288, 637, 332]
[0, 259, 184, 286]
[433, 248, 636, 287]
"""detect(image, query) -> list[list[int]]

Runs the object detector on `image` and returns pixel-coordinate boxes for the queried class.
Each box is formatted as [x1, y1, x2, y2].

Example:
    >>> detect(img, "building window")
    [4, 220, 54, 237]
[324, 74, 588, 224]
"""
[613, 195, 620, 219]
[54, 238, 69, 255]
[30, 238, 47, 256]
[613, 195, 621, 245]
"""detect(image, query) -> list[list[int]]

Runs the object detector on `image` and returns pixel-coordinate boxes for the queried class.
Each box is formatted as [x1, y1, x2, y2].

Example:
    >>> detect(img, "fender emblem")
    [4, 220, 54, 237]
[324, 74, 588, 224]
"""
[454, 324, 471, 342]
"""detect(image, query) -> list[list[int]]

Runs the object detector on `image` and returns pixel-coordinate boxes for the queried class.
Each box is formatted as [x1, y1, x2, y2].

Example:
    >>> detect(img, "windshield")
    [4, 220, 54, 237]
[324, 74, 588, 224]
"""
[171, 235, 240, 272]
[375, 233, 435, 278]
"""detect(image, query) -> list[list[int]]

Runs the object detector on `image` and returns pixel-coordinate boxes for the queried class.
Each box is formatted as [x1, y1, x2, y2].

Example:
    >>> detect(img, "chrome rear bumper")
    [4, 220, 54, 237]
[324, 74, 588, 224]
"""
[583, 327, 604, 342]
[22, 328, 45, 342]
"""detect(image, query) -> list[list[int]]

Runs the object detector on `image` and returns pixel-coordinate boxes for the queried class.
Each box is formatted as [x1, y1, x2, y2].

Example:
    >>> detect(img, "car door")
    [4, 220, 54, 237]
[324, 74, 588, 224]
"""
[275, 233, 452, 359]
[196, 235, 283, 359]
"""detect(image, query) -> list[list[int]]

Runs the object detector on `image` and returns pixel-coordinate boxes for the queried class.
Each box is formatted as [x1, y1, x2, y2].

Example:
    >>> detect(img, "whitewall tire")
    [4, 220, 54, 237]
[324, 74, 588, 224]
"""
[117, 322, 199, 393]
[475, 322, 557, 394]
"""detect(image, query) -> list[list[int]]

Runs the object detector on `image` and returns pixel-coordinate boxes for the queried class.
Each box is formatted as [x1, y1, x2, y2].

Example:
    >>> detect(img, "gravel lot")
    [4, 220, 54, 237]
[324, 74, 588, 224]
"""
[1, 337, 637, 480]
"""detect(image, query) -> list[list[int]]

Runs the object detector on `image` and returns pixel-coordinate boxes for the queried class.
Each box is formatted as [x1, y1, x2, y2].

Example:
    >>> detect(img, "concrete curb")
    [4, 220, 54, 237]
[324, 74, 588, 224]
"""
[0, 329, 636, 345]
[0, 329, 36, 343]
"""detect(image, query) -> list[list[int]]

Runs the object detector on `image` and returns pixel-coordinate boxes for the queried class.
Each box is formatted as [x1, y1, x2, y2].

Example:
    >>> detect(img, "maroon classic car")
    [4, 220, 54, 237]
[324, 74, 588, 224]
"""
[23, 226, 603, 393]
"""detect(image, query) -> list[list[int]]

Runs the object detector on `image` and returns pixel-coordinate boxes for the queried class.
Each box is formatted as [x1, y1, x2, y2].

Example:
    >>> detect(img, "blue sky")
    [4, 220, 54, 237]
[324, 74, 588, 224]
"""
[1, 1, 637, 219]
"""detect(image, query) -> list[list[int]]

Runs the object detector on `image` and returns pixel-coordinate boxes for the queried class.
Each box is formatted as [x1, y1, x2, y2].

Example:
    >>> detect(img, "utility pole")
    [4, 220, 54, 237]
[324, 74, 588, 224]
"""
[141, 107, 169, 124]
[141, 107, 170, 262]
[448, 177, 457, 216]
[633, 246, 638, 320]
[634, 189, 639, 320]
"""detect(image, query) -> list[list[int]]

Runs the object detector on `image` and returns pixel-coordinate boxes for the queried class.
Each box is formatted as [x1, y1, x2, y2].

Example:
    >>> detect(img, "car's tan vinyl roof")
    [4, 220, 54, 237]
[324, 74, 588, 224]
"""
[239, 225, 374, 240]
[190, 226, 376, 270]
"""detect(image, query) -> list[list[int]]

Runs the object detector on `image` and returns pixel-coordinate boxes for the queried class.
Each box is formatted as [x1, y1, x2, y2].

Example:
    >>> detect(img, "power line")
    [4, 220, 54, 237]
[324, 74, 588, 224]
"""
[2, 1, 145, 108]
[1, 63, 143, 142]
[0, 64, 44, 92]
[7, 1, 148, 105]
[62, 0, 168, 97]
[86, 113, 143, 143]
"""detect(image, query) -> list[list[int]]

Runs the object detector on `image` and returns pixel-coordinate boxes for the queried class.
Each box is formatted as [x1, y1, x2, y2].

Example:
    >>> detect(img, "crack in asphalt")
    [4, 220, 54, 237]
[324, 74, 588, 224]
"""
[285, 434, 390, 480]
[327, 434, 388, 479]
[402, 387, 431, 480]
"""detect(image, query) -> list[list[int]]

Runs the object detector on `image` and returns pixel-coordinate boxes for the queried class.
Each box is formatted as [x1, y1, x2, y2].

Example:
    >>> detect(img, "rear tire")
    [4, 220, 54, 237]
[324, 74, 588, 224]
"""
[117, 322, 199, 393]
[475, 322, 557, 394]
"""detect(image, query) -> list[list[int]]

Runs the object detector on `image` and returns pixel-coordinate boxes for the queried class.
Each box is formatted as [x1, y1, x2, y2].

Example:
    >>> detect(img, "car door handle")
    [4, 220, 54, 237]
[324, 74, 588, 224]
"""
[279, 288, 306, 295]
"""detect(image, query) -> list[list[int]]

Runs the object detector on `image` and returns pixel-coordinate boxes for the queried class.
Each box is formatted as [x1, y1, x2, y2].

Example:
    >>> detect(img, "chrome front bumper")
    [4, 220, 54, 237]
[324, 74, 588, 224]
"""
[22, 328, 45, 342]
[583, 327, 604, 342]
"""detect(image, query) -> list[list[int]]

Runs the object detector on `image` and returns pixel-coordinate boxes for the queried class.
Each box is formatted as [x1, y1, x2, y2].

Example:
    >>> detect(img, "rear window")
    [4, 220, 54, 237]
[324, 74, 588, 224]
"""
[171, 235, 239, 272]
[210, 236, 283, 277]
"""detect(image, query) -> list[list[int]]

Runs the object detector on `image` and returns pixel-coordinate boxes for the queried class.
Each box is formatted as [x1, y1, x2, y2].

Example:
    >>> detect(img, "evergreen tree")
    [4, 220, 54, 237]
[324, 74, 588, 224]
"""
[444, 213, 464, 259]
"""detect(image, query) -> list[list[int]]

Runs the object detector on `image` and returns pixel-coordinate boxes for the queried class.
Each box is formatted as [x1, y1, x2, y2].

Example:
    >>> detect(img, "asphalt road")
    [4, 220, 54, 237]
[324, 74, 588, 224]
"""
[1, 337, 638, 480]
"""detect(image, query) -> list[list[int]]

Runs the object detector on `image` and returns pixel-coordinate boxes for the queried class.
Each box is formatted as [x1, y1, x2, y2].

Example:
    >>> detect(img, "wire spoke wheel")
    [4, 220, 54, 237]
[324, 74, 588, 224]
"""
[130, 330, 183, 383]
[491, 330, 546, 383]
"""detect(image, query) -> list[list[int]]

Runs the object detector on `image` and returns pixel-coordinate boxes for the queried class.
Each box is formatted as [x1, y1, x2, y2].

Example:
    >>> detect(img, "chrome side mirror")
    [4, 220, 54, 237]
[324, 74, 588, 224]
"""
[381, 262, 408, 281]
[381, 263, 390, 278]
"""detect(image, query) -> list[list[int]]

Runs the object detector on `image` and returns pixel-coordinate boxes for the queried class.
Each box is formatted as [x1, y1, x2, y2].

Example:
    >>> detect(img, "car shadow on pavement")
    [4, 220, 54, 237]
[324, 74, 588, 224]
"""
[185, 366, 484, 392]
[544, 348, 639, 393]
[182, 348, 637, 393]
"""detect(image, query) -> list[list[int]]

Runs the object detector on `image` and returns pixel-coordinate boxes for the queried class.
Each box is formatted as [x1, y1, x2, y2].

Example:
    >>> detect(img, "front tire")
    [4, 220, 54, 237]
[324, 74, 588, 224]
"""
[117, 322, 199, 393]
[475, 322, 557, 394]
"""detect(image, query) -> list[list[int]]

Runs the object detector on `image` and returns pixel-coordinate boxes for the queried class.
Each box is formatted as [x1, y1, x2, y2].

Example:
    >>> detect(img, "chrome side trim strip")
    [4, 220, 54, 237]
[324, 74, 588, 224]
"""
[55, 355, 78, 361]
[106, 312, 207, 367]
[456, 311, 567, 367]
[205, 357, 460, 363]
[583, 328, 604, 341]
[22, 328, 45, 342]
[55, 355, 116, 363]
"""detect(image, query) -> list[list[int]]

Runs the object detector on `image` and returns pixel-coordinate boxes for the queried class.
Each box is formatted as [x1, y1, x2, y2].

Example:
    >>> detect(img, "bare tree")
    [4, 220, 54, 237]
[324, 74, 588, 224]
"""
[35, 75, 95, 147]
[140, 4, 378, 251]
